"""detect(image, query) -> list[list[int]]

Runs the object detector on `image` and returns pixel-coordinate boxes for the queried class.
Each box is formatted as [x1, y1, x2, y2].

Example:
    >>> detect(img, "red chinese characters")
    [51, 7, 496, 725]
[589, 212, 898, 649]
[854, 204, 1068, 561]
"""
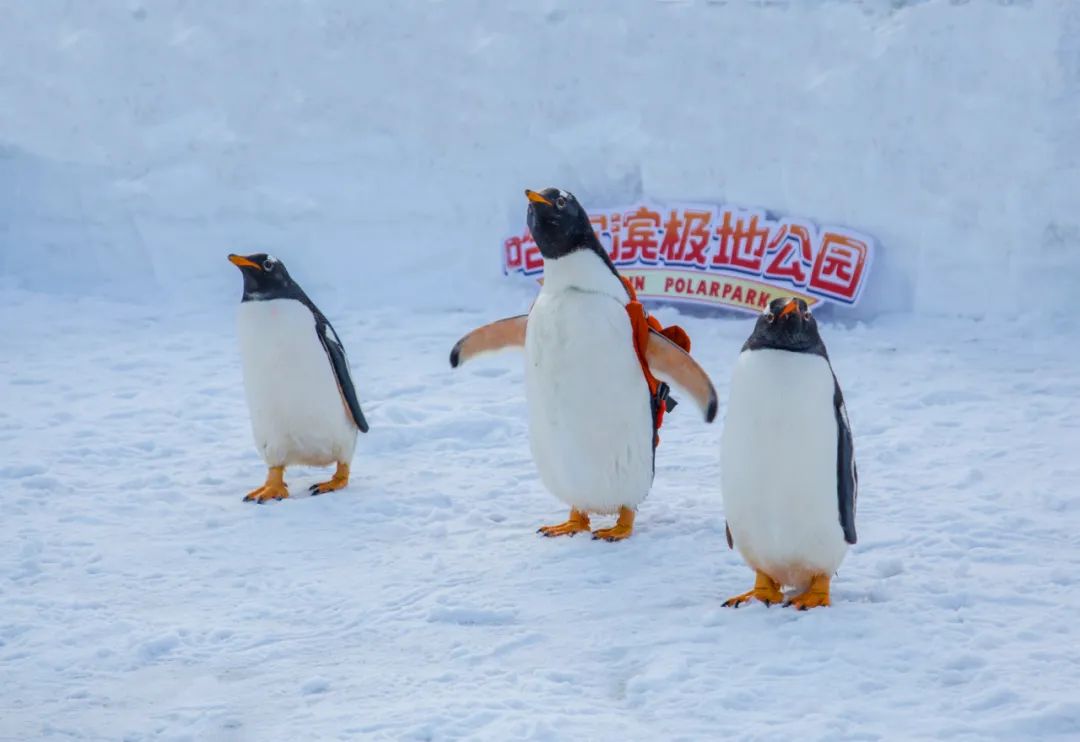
[711, 208, 771, 274]
[659, 208, 713, 267]
[504, 230, 543, 275]
[501, 200, 874, 311]
[503, 234, 524, 274]
[808, 232, 870, 303]
[590, 213, 622, 263]
[762, 221, 814, 287]
[617, 206, 662, 264]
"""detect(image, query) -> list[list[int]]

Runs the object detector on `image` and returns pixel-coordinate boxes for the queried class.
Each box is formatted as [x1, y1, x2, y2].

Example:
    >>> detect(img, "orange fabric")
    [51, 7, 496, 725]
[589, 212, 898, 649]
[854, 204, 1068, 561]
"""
[620, 277, 692, 446]
[659, 325, 691, 353]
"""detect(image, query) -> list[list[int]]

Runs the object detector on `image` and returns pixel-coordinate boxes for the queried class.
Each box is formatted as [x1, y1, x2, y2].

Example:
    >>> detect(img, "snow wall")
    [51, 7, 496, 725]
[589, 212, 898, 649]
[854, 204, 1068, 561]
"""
[1, 0, 1078, 318]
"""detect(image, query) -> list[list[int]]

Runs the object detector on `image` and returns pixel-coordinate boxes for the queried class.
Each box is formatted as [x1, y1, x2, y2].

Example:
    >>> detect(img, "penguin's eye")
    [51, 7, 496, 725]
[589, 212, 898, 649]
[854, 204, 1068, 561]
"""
[805, 310, 812, 319]
[555, 196, 566, 209]
[262, 259, 275, 272]
[765, 312, 775, 323]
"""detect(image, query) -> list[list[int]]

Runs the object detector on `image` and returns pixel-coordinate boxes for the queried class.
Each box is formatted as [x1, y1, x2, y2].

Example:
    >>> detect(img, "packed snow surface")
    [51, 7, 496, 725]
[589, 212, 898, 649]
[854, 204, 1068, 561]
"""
[2, 289, 1079, 740]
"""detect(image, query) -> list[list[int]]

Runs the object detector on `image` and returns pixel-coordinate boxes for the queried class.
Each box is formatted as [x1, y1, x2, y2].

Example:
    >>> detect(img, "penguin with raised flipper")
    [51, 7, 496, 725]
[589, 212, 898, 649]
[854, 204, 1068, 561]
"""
[721, 297, 857, 609]
[451, 188, 717, 540]
[228, 253, 369, 503]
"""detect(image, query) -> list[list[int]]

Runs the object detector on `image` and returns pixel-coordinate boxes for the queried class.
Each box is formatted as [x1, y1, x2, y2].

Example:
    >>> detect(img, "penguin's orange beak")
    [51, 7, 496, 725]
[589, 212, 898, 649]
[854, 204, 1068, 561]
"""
[228, 254, 261, 270]
[779, 299, 800, 318]
[525, 189, 552, 206]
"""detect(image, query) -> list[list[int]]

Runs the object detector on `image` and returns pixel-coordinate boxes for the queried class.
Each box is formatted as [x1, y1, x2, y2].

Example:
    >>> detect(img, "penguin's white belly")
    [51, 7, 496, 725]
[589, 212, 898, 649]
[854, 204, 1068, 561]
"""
[237, 300, 357, 468]
[721, 348, 847, 588]
[525, 288, 654, 514]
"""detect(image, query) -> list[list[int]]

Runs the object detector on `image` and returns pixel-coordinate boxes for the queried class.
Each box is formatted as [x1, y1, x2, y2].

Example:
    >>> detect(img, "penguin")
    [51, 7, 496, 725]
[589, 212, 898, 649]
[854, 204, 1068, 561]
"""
[720, 297, 857, 609]
[450, 188, 717, 540]
[228, 253, 369, 502]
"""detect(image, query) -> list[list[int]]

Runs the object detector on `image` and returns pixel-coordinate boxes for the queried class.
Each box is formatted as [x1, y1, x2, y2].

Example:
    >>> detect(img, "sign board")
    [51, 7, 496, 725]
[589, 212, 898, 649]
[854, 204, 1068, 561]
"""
[501, 200, 875, 313]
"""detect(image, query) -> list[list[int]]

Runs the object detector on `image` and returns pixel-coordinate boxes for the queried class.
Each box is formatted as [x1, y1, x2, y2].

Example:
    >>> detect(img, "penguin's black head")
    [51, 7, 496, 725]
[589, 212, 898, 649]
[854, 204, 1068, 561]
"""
[228, 253, 301, 302]
[525, 188, 600, 260]
[742, 297, 828, 357]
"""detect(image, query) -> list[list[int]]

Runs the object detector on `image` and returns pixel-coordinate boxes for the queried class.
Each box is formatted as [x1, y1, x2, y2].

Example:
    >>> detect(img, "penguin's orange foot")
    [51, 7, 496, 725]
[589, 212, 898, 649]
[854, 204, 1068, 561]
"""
[308, 462, 349, 496]
[591, 506, 635, 542]
[591, 524, 633, 541]
[243, 483, 289, 503]
[538, 509, 591, 537]
[722, 588, 783, 608]
[243, 466, 288, 503]
[784, 574, 831, 610]
[723, 571, 784, 608]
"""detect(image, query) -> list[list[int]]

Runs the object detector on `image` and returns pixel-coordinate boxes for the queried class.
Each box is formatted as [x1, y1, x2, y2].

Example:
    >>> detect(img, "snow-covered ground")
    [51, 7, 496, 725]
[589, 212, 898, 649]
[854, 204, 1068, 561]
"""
[3, 285, 1079, 740]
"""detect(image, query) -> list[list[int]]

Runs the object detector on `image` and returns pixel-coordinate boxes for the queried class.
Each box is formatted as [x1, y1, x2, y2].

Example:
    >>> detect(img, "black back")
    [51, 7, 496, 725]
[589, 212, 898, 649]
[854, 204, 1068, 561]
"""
[833, 375, 857, 544]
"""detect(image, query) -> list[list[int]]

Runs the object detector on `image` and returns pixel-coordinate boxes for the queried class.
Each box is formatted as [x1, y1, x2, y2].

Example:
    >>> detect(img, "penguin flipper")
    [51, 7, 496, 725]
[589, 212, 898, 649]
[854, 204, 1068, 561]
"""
[645, 330, 718, 422]
[317, 319, 369, 434]
[449, 315, 527, 368]
[833, 374, 857, 544]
